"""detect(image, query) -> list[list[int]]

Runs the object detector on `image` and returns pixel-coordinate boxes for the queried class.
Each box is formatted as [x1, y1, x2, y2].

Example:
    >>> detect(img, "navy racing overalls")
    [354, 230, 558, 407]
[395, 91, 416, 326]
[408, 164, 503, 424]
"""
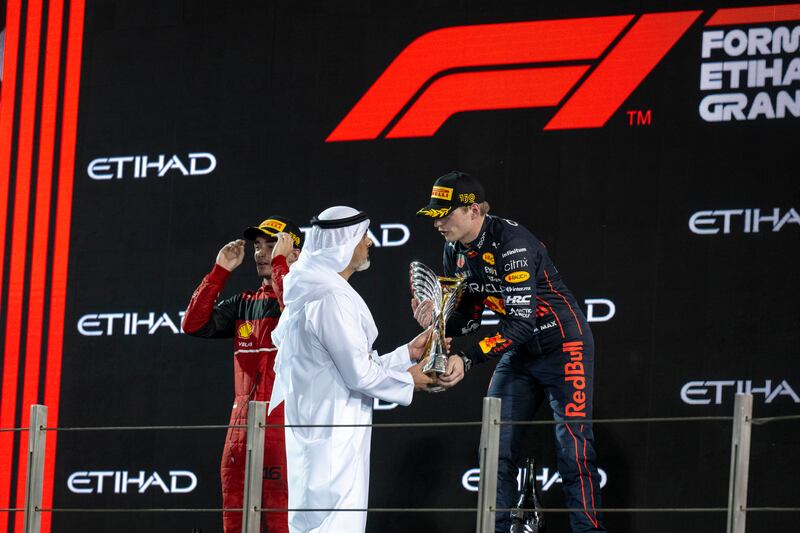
[444, 215, 605, 533]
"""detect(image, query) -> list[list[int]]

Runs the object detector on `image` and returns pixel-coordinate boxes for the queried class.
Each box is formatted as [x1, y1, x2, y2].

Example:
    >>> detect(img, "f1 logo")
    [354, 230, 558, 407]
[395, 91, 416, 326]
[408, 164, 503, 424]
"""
[326, 4, 800, 141]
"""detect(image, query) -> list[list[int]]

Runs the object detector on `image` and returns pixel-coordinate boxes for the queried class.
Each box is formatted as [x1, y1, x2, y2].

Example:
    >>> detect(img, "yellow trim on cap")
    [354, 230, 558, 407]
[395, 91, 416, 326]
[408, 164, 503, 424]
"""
[416, 206, 453, 218]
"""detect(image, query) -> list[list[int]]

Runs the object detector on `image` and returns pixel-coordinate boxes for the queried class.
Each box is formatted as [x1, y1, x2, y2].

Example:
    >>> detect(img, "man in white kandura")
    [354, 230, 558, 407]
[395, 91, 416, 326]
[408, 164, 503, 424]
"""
[269, 206, 435, 533]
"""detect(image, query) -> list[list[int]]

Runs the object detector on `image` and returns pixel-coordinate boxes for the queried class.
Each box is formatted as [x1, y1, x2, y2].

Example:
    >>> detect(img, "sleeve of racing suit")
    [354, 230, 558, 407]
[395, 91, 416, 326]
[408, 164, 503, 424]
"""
[460, 239, 538, 366]
[270, 255, 289, 310]
[181, 263, 240, 338]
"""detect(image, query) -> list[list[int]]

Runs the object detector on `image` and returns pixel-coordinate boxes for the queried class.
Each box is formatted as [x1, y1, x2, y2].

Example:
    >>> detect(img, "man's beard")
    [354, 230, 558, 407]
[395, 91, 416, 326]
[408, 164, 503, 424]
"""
[355, 259, 371, 272]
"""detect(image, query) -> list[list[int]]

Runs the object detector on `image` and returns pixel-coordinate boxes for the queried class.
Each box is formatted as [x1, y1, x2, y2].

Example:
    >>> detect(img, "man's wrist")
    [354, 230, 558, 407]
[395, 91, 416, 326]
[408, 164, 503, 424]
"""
[210, 263, 233, 282]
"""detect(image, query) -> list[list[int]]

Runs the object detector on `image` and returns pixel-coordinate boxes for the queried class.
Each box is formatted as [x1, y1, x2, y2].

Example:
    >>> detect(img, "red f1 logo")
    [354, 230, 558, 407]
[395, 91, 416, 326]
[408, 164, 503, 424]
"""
[326, 4, 800, 141]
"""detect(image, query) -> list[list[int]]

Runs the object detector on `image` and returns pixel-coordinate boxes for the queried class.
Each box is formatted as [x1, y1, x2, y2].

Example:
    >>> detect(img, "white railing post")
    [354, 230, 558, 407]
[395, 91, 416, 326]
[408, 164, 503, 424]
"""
[727, 393, 753, 533]
[476, 397, 501, 533]
[23, 404, 48, 533]
[242, 401, 267, 533]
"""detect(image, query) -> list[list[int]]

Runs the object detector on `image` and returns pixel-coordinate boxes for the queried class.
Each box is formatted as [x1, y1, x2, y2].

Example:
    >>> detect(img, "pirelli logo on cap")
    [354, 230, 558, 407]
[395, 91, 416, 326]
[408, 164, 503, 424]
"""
[504, 271, 531, 284]
[431, 186, 453, 200]
[261, 219, 286, 232]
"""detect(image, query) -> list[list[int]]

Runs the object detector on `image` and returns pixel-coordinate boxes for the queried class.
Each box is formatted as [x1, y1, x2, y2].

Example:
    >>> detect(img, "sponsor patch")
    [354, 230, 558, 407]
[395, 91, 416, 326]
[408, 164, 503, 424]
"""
[237, 321, 254, 339]
[501, 247, 527, 258]
[456, 253, 465, 269]
[479, 333, 508, 354]
[261, 219, 286, 232]
[505, 295, 531, 306]
[482, 252, 495, 265]
[483, 296, 506, 315]
[431, 186, 454, 200]
[504, 271, 531, 284]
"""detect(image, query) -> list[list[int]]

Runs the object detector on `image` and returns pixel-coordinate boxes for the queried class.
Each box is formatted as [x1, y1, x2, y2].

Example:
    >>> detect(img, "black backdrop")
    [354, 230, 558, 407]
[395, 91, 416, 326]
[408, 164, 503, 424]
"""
[0, 1, 798, 532]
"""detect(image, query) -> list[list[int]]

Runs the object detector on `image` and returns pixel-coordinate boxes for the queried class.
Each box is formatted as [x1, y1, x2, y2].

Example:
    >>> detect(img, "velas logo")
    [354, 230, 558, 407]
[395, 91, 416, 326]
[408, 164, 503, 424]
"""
[87, 153, 216, 180]
[431, 186, 454, 200]
[262, 219, 287, 232]
[326, 4, 800, 141]
[504, 271, 531, 284]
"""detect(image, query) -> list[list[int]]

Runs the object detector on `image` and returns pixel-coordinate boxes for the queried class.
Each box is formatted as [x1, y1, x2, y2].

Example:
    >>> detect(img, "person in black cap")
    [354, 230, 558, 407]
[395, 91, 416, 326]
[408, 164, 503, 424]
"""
[182, 215, 303, 533]
[413, 172, 606, 533]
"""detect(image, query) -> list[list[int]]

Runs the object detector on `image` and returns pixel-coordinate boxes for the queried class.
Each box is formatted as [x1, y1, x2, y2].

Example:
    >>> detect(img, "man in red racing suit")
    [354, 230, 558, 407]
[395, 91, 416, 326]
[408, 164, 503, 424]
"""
[182, 215, 302, 533]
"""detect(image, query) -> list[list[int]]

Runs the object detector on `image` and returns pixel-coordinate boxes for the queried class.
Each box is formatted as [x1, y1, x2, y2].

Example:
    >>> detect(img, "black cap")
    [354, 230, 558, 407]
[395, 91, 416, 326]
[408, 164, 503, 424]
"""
[416, 171, 485, 218]
[243, 215, 303, 247]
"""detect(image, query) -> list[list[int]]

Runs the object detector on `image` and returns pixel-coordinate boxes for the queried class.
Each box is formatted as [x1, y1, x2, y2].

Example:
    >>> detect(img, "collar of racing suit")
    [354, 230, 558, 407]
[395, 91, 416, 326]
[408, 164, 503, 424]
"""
[461, 216, 491, 251]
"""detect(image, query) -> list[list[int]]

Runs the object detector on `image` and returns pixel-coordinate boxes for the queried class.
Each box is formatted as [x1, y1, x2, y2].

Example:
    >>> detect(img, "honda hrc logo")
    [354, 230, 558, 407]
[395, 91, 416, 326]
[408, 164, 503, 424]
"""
[326, 4, 799, 140]
[505, 295, 532, 306]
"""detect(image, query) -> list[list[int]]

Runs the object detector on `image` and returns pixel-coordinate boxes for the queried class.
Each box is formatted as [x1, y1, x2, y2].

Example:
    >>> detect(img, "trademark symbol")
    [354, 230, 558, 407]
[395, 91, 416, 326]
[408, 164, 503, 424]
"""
[626, 109, 652, 126]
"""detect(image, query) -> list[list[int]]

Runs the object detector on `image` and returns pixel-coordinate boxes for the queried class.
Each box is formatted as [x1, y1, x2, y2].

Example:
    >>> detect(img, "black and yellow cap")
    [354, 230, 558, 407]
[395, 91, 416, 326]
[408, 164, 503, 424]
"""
[243, 215, 303, 247]
[416, 171, 485, 218]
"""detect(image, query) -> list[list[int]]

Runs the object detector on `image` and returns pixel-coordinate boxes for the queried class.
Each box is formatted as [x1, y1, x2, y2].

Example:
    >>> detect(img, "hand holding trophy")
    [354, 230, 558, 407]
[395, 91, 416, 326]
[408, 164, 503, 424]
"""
[409, 261, 466, 392]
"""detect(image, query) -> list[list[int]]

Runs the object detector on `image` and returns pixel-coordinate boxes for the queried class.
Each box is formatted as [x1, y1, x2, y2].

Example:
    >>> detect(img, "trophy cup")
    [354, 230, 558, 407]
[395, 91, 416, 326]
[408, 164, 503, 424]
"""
[409, 261, 466, 392]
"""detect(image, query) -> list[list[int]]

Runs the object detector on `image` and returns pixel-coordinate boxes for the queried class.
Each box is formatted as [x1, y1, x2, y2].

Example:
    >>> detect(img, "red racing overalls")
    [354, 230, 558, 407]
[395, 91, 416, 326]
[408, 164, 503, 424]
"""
[183, 256, 289, 533]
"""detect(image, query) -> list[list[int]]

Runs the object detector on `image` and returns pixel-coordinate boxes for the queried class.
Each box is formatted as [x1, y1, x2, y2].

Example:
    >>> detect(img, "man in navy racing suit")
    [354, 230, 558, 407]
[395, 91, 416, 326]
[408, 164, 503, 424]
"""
[413, 171, 605, 533]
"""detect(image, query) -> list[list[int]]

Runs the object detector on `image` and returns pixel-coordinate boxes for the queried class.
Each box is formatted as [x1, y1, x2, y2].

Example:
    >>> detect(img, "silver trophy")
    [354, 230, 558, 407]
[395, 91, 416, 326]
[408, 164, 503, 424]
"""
[409, 261, 466, 392]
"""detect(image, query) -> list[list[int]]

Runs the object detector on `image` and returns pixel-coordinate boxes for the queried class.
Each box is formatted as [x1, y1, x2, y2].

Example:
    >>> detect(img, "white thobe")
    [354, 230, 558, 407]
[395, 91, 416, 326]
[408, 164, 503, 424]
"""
[271, 282, 414, 533]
